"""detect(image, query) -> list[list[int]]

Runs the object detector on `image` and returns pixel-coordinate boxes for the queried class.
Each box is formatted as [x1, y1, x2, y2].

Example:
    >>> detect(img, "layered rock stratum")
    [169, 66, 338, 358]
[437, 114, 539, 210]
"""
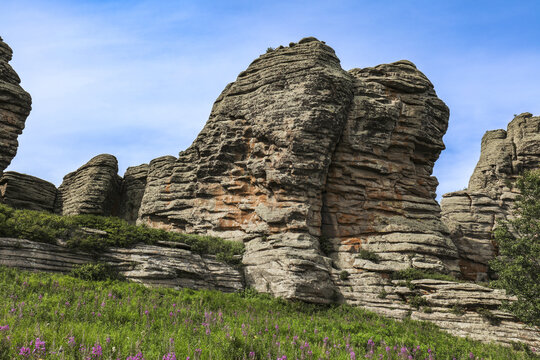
[441, 113, 540, 280]
[0, 171, 57, 212]
[0, 37, 31, 174]
[137, 38, 459, 302]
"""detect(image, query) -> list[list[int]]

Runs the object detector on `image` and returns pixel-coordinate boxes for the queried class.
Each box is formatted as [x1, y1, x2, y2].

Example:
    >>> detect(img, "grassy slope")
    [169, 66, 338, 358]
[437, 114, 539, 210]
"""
[0, 267, 537, 360]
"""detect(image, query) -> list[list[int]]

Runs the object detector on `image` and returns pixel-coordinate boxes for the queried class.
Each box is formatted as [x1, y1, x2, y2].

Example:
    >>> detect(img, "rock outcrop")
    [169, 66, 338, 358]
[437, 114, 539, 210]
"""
[0, 37, 32, 174]
[55, 154, 122, 216]
[0, 237, 243, 293]
[323, 61, 459, 283]
[138, 38, 458, 302]
[441, 113, 540, 280]
[0, 171, 57, 212]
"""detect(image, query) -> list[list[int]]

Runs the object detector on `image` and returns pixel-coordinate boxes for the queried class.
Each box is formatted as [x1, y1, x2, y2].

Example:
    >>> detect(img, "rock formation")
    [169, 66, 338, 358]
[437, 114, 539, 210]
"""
[137, 37, 458, 302]
[0, 37, 32, 174]
[0, 171, 57, 212]
[441, 113, 540, 280]
[55, 154, 122, 216]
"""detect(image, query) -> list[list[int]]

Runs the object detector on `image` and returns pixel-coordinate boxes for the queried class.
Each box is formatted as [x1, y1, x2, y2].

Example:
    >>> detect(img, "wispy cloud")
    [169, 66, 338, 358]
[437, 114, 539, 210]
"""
[1, 0, 539, 197]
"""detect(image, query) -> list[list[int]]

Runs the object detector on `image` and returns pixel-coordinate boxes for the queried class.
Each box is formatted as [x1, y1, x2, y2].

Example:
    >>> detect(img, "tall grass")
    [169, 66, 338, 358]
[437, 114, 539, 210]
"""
[0, 267, 536, 359]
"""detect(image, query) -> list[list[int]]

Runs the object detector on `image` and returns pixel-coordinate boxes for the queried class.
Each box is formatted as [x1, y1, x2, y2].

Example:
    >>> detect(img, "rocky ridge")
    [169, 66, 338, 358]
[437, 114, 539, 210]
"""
[441, 113, 540, 280]
[0, 36, 32, 174]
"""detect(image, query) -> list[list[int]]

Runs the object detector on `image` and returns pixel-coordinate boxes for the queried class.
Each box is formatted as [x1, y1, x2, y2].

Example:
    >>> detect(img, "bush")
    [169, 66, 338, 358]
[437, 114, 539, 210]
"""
[357, 249, 380, 263]
[490, 170, 540, 326]
[70, 263, 122, 281]
[339, 270, 350, 281]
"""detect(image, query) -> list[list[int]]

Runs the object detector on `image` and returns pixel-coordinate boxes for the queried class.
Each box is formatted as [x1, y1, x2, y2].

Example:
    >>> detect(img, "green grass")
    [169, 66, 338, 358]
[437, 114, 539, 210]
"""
[0, 267, 536, 359]
[390, 268, 459, 282]
[0, 204, 243, 265]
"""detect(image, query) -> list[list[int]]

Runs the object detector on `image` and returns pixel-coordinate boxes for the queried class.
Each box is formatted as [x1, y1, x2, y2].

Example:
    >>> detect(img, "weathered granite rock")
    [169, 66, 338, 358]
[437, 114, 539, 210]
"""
[0, 37, 32, 173]
[119, 164, 148, 223]
[0, 237, 243, 293]
[323, 61, 460, 282]
[139, 38, 354, 303]
[0, 171, 57, 211]
[56, 154, 122, 216]
[441, 113, 540, 280]
[138, 38, 458, 302]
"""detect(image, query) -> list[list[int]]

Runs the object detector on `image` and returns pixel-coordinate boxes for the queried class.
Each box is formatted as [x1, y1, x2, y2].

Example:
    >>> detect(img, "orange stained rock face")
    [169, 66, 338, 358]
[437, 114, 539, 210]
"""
[458, 259, 488, 281]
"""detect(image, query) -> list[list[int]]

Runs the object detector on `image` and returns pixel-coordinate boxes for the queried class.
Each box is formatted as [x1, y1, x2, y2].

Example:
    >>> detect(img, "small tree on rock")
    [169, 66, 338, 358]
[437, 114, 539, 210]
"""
[490, 170, 540, 326]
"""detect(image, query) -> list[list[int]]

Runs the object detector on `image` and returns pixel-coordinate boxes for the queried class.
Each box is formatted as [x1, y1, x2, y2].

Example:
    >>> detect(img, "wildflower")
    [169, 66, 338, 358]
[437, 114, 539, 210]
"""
[163, 353, 176, 360]
[33, 338, 46, 354]
[106, 337, 111, 344]
[19, 346, 31, 358]
[469, 352, 474, 359]
[0, 325, 9, 331]
[92, 343, 103, 358]
[349, 350, 356, 360]
[68, 336, 76, 347]
[249, 351, 255, 358]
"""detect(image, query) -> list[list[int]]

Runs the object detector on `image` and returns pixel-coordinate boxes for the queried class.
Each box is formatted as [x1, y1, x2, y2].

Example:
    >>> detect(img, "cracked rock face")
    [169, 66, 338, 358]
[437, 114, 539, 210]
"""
[0, 37, 32, 174]
[138, 38, 457, 302]
[441, 113, 540, 280]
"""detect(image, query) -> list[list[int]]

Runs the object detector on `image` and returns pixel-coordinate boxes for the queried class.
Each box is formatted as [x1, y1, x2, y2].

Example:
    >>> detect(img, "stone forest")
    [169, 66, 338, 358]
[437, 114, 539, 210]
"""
[0, 36, 539, 353]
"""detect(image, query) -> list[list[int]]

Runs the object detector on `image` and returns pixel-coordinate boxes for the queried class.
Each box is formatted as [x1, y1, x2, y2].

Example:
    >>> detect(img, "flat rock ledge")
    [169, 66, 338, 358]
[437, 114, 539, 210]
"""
[0, 237, 537, 349]
[0, 237, 243, 293]
[334, 271, 539, 349]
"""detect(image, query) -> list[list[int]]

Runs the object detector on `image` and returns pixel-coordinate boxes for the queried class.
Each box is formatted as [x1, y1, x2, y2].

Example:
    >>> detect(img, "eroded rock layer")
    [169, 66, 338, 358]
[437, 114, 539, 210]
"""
[322, 61, 459, 280]
[56, 154, 122, 216]
[139, 38, 354, 302]
[0, 237, 243, 293]
[441, 113, 540, 280]
[0, 37, 32, 173]
[138, 38, 458, 302]
[0, 171, 57, 212]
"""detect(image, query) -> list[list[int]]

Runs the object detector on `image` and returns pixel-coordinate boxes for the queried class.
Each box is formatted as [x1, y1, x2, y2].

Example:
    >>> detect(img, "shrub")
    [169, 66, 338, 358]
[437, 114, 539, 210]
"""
[70, 263, 122, 281]
[490, 170, 540, 326]
[318, 236, 333, 256]
[339, 270, 350, 281]
[451, 304, 466, 316]
[377, 289, 388, 299]
[476, 308, 501, 326]
[357, 249, 380, 263]
[408, 295, 429, 309]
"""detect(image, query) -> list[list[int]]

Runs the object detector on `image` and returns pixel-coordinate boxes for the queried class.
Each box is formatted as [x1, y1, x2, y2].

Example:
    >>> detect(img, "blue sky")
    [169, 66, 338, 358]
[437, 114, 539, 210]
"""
[2, 0, 540, 199]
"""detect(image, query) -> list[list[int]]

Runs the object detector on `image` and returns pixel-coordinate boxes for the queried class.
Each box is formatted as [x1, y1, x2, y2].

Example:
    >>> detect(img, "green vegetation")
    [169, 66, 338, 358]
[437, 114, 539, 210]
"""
[356, 249, 380, 263]
[490, 170, 540, 327]
[70, 263, 123, 281]
[339, 270, 350, 281]
[0, 204, 244, 265]
[0, 266, 536, 359]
